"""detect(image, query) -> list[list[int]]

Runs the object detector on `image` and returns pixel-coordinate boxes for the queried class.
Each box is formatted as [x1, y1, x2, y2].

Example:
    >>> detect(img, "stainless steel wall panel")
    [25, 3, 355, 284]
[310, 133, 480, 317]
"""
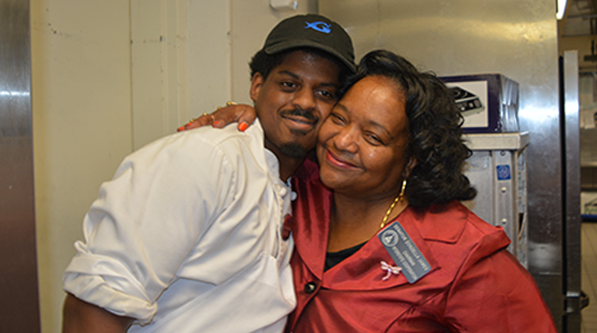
[0, 0, 41, 331]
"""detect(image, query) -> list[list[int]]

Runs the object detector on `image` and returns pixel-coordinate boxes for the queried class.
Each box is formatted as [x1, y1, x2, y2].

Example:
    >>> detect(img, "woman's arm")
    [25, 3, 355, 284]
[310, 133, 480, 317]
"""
[178, 103, 257, 132]
[444, 249, 557, 332]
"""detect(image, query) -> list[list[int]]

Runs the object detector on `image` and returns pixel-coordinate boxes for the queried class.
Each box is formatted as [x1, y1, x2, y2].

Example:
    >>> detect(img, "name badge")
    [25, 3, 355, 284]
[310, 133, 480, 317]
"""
[378, 222, 431, 283]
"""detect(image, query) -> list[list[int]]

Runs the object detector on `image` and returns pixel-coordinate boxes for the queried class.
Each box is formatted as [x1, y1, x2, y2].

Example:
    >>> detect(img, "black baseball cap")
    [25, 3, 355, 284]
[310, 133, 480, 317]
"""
[263, 14, 356, 73]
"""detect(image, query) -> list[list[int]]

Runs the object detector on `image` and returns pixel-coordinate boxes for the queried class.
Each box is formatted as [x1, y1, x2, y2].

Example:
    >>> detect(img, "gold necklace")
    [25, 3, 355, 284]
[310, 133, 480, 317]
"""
[379, 179, 407, 230]
[379, 194, 401, 230]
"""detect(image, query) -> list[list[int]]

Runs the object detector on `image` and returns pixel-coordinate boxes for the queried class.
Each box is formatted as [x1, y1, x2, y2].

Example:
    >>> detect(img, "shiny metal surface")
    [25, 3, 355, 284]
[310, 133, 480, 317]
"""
[321, 0, 569, 330]
[0, 0, 41, 331]
[563, 50, 582, 332]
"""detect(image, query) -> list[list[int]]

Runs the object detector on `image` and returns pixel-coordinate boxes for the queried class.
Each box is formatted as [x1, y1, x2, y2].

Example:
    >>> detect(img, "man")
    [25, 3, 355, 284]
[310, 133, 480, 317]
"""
[61, 14, 355, 332]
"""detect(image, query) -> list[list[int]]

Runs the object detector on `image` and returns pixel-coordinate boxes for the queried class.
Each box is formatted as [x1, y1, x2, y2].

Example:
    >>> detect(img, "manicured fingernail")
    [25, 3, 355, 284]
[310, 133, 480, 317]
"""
[238, 122, 248, 132]
[212, 120, 219, 126]
[177, 126, 185, 132]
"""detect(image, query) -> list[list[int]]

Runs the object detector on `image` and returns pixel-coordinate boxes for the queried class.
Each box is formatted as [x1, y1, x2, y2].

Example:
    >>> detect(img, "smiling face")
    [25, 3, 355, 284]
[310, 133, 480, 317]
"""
[250, 50, 341, 163]
[317, 75, 414, 199]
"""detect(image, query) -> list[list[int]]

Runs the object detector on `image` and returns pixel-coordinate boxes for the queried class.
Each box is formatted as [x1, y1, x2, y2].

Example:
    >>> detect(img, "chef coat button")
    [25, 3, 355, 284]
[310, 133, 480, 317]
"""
[304, 282, 317, 294]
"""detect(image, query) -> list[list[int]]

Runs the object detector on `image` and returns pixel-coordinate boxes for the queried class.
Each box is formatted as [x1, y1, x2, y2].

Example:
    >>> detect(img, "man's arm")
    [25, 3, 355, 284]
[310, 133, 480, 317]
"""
[62, 132, 236, 331]
[62, 293, 134, 333]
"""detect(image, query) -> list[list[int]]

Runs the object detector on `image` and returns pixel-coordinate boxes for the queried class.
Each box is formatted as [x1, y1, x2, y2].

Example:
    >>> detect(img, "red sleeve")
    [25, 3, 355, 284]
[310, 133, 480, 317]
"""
[444, 247, 557, 332]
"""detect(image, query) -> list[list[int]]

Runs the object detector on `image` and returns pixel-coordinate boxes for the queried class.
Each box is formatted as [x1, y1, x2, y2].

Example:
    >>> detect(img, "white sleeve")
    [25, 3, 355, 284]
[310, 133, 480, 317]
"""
[62, 131, 236, 324]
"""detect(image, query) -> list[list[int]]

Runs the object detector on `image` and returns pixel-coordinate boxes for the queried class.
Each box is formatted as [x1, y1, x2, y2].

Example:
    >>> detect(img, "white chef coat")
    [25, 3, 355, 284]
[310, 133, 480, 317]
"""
[63, 119, 296, 332]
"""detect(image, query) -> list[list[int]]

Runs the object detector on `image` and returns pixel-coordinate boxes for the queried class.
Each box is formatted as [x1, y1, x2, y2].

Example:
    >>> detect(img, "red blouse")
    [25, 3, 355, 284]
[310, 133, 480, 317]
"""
[286, 160, 557, 333]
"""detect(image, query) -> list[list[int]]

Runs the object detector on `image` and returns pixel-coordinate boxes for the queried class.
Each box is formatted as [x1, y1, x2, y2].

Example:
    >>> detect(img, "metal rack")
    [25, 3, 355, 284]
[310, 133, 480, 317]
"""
[461, 132, 530, 267]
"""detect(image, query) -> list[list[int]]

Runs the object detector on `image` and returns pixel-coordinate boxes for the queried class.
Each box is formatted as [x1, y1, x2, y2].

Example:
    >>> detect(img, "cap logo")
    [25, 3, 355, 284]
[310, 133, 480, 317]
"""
[304, 21, 331, 34]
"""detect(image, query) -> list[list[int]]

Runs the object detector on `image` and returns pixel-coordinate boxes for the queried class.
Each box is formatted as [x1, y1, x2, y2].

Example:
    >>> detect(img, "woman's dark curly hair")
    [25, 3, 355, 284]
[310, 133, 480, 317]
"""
[346, 50, 476, 208]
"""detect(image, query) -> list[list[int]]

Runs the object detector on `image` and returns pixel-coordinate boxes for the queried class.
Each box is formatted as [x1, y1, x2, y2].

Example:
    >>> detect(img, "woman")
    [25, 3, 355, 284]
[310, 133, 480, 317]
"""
[285, 50, 556, 332]
[184, 50, 557, 332]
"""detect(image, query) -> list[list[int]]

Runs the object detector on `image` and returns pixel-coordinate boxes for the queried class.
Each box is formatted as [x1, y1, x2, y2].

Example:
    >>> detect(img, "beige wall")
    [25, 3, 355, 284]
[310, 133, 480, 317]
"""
[31, 0, 314, 332]
[129, 0, 231, 150]
[31, 1, 133, 331]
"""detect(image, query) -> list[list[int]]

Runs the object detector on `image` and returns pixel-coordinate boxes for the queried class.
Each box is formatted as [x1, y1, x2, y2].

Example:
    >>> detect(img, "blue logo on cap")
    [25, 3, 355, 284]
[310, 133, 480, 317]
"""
[305, 21, 331, 34]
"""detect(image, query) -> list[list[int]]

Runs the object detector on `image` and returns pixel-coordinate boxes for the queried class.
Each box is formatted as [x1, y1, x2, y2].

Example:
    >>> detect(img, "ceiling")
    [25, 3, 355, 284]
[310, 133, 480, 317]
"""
[561, 0, 597, 36]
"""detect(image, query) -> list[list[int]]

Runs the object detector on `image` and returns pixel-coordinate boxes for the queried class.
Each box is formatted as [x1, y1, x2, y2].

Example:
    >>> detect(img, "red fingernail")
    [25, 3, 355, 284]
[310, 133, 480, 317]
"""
[212, 120, 219, 126]
[177, 126, 185, 132]
[238, 122, 248, 132]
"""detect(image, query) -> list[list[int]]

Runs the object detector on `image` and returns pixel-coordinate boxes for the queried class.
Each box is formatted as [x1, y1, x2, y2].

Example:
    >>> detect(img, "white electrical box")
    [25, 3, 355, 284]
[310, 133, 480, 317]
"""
[269, 0, 297, 10]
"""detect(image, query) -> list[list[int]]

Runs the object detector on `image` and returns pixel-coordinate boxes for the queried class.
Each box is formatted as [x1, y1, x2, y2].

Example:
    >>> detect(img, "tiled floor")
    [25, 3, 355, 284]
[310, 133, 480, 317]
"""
[582, 222, 597, 333]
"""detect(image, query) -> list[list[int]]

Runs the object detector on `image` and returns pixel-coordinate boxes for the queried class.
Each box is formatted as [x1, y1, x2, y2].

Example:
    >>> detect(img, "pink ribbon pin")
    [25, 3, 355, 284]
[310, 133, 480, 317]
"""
[380, 261, 401, 280]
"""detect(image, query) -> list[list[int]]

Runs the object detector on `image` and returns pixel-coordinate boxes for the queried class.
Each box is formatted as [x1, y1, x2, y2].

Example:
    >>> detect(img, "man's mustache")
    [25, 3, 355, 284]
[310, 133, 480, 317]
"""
[280, 108, 318, 122]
